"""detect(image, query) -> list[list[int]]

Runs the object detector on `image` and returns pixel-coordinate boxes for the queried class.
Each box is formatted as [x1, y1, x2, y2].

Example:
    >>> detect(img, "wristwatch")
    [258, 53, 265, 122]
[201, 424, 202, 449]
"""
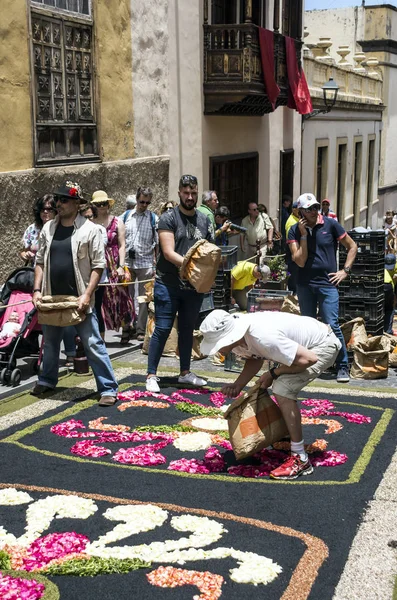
[343, 266, 351, 275]
[269, 367, 279, 380]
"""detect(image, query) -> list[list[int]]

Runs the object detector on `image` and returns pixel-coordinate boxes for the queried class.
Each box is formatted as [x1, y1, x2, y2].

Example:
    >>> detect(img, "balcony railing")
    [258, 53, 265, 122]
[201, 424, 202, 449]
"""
[203, 24, 301, 116]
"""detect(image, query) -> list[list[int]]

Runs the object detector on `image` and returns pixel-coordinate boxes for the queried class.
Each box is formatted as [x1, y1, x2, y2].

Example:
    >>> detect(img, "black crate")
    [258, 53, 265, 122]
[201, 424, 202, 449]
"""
[339, 297, 384, 323]
[200, 292, 214, 313]
[213, 270, 232, 290]
[346, 231, 386, 255]
[339, 252, 384, 280]
[365, 321, 384, 336]
[339, 279, 384, 300]
[219, 246, 238, 270]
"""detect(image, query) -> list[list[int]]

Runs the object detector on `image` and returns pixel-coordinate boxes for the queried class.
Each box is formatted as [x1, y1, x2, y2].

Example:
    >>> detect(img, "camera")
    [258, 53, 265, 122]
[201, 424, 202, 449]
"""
[228, 223, 247, 234]
[128, 248, 136, 260]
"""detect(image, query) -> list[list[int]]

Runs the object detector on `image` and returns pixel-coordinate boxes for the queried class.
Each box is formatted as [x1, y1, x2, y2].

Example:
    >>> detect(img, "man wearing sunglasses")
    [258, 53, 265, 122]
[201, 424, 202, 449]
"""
[287, 193, 357, 383]
[31, 181, 118, 406]
[124, 186, 158, 341]
[146, 174, 214, 393]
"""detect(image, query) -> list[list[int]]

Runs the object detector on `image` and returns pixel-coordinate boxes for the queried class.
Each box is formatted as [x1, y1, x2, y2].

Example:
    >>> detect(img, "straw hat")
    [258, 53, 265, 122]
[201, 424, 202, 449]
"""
[91, 190, 115, 208]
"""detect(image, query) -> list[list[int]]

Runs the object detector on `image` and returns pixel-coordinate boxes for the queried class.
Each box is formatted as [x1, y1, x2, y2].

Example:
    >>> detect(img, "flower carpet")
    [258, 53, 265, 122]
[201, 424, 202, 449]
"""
[0, 365, 395, 599]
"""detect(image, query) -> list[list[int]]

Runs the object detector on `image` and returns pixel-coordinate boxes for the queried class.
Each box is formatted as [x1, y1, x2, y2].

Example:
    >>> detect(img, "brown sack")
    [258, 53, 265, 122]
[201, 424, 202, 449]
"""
[280, 294, 300, 315]
[383, 333, 397, 367]
[350, 335, 390, 379]
[224, 382, 289, 460]
[142, 304, 178, 357]
[37, 295, 86, 327]
[180, 240, 221, 293]
[340, 317, 368, 350]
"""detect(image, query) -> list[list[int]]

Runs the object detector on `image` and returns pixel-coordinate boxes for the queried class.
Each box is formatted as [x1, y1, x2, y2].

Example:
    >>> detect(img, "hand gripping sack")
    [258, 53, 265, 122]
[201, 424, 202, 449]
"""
[36, 295, 86, 327]
[224, 382, 289, 460]
[180, 240, 221, 293]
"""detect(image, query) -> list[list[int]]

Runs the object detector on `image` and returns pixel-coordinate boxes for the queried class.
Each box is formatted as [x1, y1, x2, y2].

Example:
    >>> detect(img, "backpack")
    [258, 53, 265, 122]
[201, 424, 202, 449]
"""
[122, 210, 157, 239]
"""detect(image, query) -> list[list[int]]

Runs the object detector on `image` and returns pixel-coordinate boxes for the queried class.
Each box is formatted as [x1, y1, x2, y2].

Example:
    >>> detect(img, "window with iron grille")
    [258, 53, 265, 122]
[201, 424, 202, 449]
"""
[30, 4, 98, 166]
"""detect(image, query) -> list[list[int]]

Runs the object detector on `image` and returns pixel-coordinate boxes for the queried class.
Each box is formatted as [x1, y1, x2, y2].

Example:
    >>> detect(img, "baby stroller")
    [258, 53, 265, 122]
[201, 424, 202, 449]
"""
[0, 267, 42, 386]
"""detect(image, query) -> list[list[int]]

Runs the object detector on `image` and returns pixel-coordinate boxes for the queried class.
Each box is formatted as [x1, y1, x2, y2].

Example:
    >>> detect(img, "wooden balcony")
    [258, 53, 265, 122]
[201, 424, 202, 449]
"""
[203, 24, 301, 116]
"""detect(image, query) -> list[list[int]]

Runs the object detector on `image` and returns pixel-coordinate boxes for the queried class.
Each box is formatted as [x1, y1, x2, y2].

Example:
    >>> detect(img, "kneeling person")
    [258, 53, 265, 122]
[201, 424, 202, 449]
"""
[231, 262, 270, 311]
[200, 310, 341, 480]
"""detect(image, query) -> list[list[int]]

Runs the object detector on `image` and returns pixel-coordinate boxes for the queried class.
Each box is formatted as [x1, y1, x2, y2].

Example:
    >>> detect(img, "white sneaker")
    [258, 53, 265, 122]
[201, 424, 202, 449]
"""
[146, 376, 160, 393]
[178, 372, 207, 387]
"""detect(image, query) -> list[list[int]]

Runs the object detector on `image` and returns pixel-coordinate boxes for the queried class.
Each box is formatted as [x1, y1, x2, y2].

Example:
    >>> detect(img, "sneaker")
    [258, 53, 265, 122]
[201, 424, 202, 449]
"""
[98, 395, 117, 406]
[178, 372, 207, 387]
[136, 334, 145, 342]
[30, 383, 54, 397]
[146, 376, 160, 393]
[336, 366, 350, 383]
[270, 453, 313, 480]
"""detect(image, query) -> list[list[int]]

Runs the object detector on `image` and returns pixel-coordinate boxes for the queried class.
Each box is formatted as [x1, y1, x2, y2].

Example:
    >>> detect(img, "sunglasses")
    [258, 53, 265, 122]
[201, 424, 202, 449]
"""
[84, 214, 93, 219]
[95, 201, 109, 207]
[139, 200, 151, 206]
[55, 196, 72, 204]
[180, 175, 198, 187]
[41, 207, 56, 213]
[302, 205, 320, 212]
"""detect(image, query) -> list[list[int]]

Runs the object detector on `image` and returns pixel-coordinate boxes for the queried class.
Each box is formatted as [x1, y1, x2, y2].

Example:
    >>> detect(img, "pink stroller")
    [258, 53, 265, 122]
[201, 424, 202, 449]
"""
[0, 267, 42, 386]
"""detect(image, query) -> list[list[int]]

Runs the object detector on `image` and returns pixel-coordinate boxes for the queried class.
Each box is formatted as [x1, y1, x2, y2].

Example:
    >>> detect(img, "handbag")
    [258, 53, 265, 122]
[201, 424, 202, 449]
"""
[224, 382, 289, 460]
[36, 295, 86, 327]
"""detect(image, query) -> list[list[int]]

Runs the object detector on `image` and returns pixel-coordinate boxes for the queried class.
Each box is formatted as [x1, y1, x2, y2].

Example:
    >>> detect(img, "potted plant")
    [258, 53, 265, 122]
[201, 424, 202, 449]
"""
[264, 255, 288, 290]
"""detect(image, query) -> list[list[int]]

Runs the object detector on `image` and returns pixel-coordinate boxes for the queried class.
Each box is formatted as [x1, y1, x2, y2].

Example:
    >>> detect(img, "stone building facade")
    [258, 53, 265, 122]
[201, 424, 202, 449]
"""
[0, 0, 169, 280]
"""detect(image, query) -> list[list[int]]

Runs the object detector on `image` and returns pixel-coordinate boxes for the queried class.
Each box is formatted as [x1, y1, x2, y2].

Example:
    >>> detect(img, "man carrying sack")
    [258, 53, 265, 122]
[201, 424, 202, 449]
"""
[146, 174, 215, 393]
[32, 181, 118, 406]
[200, 310, 341, 480]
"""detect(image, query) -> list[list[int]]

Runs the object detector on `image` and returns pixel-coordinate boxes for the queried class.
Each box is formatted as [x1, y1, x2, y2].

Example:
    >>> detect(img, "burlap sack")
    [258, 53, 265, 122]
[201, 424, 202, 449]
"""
[37, 295, 85, 327]
[383, 333, 397, 367]
[142, 303, 178, 357]
[180, 240, 221, 293]
[340, 317, 368, 350]
[224, 382, 289, 460]
[280, 294, 300, 315]
[350, 335, 390, 379]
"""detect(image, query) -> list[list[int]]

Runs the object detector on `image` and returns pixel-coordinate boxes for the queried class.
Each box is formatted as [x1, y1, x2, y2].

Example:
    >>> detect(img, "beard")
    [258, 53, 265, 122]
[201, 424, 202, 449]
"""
[179, 196, 198, 211]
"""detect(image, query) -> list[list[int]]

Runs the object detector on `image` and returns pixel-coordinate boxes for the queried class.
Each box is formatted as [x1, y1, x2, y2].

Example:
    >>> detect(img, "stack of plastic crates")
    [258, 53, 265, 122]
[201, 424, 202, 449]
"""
[339, 231, 385, 338]
[213, 246, 238, 310]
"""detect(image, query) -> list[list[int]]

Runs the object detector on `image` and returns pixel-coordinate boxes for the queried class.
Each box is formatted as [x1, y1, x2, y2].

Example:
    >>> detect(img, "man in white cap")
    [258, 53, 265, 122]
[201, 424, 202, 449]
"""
[231, 262, 271, 310]
[287, 193, 357, 383]
[200, 309, 341, 480]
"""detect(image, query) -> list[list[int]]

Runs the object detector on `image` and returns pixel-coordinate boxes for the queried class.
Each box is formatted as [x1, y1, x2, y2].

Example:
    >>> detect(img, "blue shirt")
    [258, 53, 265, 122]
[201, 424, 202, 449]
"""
[287, 215, 346, 287]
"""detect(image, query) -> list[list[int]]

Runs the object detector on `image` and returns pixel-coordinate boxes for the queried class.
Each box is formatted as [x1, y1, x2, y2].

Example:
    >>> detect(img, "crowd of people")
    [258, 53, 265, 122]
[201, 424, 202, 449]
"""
[10, 177, 396, 480]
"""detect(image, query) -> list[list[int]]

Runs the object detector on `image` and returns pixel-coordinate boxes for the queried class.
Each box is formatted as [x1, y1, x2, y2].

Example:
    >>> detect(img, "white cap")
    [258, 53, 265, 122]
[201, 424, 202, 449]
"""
[297, 193, 320, 210]
[200, 310, 250, 356]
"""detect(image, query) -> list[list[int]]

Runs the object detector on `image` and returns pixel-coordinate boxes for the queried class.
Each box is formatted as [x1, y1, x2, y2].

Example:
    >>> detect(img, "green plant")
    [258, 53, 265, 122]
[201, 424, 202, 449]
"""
[266, 255, 287, 282]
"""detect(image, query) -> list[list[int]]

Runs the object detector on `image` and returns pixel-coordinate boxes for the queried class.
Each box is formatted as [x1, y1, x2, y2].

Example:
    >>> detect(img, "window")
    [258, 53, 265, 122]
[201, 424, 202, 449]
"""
[30, 6, 98, 165]
[239, 0, 267, 27]
[353, 140, 363, 226]
[280, 149, 294, 204]
[316, 144, 328, 201]
[211, 0, 237, 24]
[32, 0, 90, 16]
[210, 153, 258, 220]
[366, 137, 376, 227]
[282, 0, 303, 39]
[336, 141, 347, 225]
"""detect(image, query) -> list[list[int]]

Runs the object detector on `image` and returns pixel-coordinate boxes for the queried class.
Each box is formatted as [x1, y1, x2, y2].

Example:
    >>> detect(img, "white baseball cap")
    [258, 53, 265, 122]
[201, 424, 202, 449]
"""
[297, 193, 320, 210]
[200, 310, 250, 356]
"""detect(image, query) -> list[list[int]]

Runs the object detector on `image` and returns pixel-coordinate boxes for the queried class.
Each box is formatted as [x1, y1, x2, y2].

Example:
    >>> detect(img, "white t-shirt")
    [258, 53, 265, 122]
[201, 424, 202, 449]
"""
[238, 312, 329, 366]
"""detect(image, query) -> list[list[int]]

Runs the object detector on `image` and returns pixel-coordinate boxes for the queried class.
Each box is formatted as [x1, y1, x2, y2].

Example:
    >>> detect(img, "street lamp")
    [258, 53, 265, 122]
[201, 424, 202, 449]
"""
[303, 77, 339, 120]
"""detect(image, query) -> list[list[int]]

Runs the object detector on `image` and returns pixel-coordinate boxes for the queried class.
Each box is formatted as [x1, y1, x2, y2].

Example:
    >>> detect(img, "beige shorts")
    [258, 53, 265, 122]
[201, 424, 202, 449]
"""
[272, 330, 342, 400]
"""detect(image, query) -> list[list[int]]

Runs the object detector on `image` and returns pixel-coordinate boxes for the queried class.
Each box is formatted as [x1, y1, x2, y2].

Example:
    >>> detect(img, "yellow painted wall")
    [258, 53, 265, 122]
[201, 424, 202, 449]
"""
[0, 0, 33, 172]
[364, 7, 390, 40]
[95, 0, 135, 161]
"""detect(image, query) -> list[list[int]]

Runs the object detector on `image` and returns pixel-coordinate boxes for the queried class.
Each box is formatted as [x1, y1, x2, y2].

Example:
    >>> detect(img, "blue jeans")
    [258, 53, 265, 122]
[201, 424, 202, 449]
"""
[62, 326, 77, 357]
[39, 311, 118, 397]
[296, 284, 348, 368]
[148, 281, 203, 374]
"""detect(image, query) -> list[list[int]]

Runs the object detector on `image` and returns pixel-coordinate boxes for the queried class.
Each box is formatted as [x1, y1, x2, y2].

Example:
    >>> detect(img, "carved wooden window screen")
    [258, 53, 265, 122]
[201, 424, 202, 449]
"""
[31, 10, 98, 165]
